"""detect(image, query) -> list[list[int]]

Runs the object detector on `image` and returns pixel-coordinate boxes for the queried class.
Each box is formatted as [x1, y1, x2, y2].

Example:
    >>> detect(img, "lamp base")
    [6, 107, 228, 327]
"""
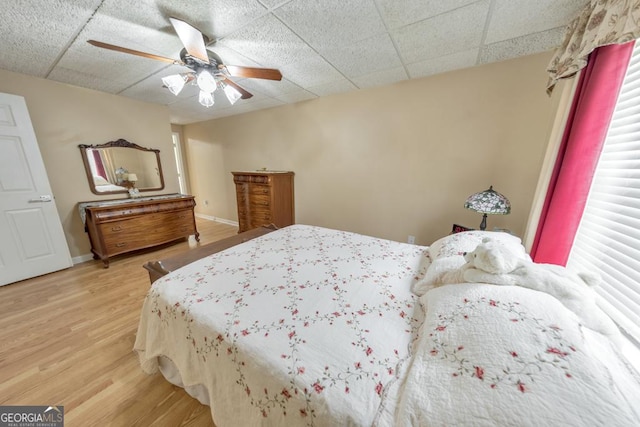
[479, 213, 488, 231]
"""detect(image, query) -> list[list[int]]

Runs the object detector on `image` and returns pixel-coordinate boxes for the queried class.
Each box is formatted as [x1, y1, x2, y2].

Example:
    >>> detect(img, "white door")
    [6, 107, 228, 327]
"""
[0, 93, 72, 286]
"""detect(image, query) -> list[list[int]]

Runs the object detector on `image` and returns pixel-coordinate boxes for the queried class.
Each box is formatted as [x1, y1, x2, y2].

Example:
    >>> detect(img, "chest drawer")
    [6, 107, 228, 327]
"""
[250, 211, 272, 228]
[250, 184, 271, 196]
[249, 194, 271, 208]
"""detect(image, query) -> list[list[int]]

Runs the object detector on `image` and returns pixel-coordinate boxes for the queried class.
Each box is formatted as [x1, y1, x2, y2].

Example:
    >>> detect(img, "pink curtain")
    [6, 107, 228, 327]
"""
[92, 150, 107, 178]
[531, 42, 635, 265]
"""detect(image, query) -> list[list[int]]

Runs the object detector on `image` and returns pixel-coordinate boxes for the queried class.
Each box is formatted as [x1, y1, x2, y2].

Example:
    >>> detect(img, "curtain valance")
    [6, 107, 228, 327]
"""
[547, 0, 640, 93]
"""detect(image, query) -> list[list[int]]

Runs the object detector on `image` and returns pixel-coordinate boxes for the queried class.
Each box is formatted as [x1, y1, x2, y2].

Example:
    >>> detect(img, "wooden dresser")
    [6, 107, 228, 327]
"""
[232, 171, 294, 233]
[81, 194, 199, 267]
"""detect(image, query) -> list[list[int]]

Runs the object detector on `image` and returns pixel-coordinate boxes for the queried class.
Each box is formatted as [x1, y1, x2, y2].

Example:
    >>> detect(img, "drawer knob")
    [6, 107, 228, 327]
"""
[115, 242, 126, 248]
[111, 226, 122, 232]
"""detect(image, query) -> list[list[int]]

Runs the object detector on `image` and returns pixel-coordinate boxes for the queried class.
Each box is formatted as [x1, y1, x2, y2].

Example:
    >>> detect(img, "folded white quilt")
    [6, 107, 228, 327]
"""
[396, 283, 640, 426]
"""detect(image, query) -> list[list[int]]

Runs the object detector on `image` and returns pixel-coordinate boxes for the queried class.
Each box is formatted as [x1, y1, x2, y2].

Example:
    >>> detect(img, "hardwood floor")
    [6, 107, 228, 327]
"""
[0, 218, 238, 426]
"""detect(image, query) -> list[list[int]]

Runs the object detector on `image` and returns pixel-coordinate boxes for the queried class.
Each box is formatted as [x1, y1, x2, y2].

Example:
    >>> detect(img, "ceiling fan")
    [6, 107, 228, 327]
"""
[88, 17, 282, 107]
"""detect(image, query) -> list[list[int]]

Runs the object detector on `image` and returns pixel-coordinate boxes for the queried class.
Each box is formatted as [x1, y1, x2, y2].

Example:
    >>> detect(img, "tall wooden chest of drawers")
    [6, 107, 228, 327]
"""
[232, 171, 294, 233]
[81, 194, 199, 267]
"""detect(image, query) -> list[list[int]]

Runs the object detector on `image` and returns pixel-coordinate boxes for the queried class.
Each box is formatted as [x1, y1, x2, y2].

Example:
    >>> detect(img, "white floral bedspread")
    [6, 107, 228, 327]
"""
[134, 224, 430, 426]
[395, 283, 640, 426]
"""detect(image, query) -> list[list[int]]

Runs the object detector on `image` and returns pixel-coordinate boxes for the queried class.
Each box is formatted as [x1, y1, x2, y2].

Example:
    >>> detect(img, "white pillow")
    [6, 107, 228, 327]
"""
[429, 230, 526, 260]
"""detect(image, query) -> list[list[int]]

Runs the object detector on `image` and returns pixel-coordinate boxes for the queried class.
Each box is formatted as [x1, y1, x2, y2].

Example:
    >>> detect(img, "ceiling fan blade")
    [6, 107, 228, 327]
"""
[222, 78, 253, 99]
[221, 65, 282, 81]
[87, 40, 182, 65]
[169, 17, 209, 63]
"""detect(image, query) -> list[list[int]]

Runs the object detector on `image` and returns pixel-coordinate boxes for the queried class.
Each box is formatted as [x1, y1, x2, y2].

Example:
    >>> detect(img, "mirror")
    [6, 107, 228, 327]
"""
[79, 139, 165, 195]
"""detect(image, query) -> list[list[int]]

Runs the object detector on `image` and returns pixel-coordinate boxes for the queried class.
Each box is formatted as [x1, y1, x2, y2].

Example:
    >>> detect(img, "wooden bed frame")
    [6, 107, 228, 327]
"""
[143, 225, 279, 283]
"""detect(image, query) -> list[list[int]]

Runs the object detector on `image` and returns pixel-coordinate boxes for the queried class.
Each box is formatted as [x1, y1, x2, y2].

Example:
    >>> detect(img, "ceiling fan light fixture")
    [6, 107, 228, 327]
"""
[223, 83, 242, 105]
[161, 74, 188, 95]
[196, 69, 217, 93]
[199, 90, 215, 108]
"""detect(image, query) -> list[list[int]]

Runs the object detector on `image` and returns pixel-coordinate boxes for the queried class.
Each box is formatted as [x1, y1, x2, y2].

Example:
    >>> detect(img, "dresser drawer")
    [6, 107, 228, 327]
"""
[158, 213, 195, 236]
[85, 196, 200, 266]
[163, 209, 193, 226]
[101, 216, 156, 250]
[104, 239, 134, 255]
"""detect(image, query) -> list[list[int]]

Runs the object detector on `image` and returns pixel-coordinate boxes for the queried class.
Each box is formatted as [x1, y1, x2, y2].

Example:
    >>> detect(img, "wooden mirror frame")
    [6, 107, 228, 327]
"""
[78, 139, 165, 195]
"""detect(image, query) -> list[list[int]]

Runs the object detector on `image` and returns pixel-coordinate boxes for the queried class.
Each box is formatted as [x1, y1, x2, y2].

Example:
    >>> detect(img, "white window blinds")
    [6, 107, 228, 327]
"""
[567, 41, 640, 343]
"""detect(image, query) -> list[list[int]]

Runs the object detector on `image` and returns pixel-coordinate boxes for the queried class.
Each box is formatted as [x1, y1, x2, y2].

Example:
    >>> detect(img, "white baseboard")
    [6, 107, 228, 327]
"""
[196, 213, 239, 227]
[72, 253, 95, 265]
[73, 215, 238, 265]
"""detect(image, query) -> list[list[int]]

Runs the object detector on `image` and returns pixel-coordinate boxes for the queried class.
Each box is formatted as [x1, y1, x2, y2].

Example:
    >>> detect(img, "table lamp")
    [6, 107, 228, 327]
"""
[127, 173, 138, 185]
[464, 185, 511, 230]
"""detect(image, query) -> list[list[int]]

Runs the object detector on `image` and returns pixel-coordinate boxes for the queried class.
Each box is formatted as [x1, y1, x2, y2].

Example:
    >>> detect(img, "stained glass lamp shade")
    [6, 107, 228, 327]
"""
[464, 186, 511, 230]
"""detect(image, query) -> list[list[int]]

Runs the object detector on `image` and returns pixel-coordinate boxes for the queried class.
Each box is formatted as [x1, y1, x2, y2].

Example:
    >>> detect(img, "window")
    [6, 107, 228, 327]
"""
[567, 42, 640, 348]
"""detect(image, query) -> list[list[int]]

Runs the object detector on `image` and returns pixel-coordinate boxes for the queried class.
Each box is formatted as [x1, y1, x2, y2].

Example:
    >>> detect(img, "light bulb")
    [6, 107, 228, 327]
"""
[199, 90, 215, 108]
[161, 74, 187, 95]
[196, 70, 217, 93]
[223, 83, 242, 105]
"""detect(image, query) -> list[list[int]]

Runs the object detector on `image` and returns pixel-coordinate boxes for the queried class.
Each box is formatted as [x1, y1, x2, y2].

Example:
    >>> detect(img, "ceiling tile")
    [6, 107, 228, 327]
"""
[0, 0, 103, 77]
[320, 33, 403, 79]
[392, 0, 490, 64]
[258, 0, 292, 9]
[52, 41, 171, 92]
[76, 6, 185, 61]
[479, 27, 565, 65]
[275, 89, 318, 103]
[156, 0, 269, 40]
[280, 56, 344, 88]
[238, 78, 302, 96]
[485, 0, 586, 44]
[273, 0, 385, 51]
[47, 66, 129, 94]
[376, 0, 479, 29]
[218, 13, 316, 69]
[226, 97, 285, 115]
[307, 79, 358, 97]
[407, 48, 478, 79]
[352, 67, 408, 89]
[207, 45, 263, 69]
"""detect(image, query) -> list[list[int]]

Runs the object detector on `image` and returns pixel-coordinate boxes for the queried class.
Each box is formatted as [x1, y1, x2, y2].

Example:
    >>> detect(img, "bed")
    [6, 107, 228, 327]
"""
[134, 225, 640, 426]
[92, 175, 127, 192]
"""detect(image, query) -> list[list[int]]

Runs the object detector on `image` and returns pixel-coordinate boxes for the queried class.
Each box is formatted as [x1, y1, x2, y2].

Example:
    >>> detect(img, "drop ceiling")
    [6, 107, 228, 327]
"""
[0, 0, 588, 125]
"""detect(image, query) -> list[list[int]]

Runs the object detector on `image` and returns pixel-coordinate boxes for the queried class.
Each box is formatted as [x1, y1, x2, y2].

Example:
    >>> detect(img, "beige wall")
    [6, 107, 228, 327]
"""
[184, 51, 564, 246]
[0, 69, 179, 259]
[0, 50, 563, 261]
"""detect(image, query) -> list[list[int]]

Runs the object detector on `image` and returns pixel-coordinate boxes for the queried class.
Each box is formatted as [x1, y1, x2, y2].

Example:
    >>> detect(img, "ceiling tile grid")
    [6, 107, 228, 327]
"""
[391, 1, 491, 65]
[0, 0, 590, 124]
